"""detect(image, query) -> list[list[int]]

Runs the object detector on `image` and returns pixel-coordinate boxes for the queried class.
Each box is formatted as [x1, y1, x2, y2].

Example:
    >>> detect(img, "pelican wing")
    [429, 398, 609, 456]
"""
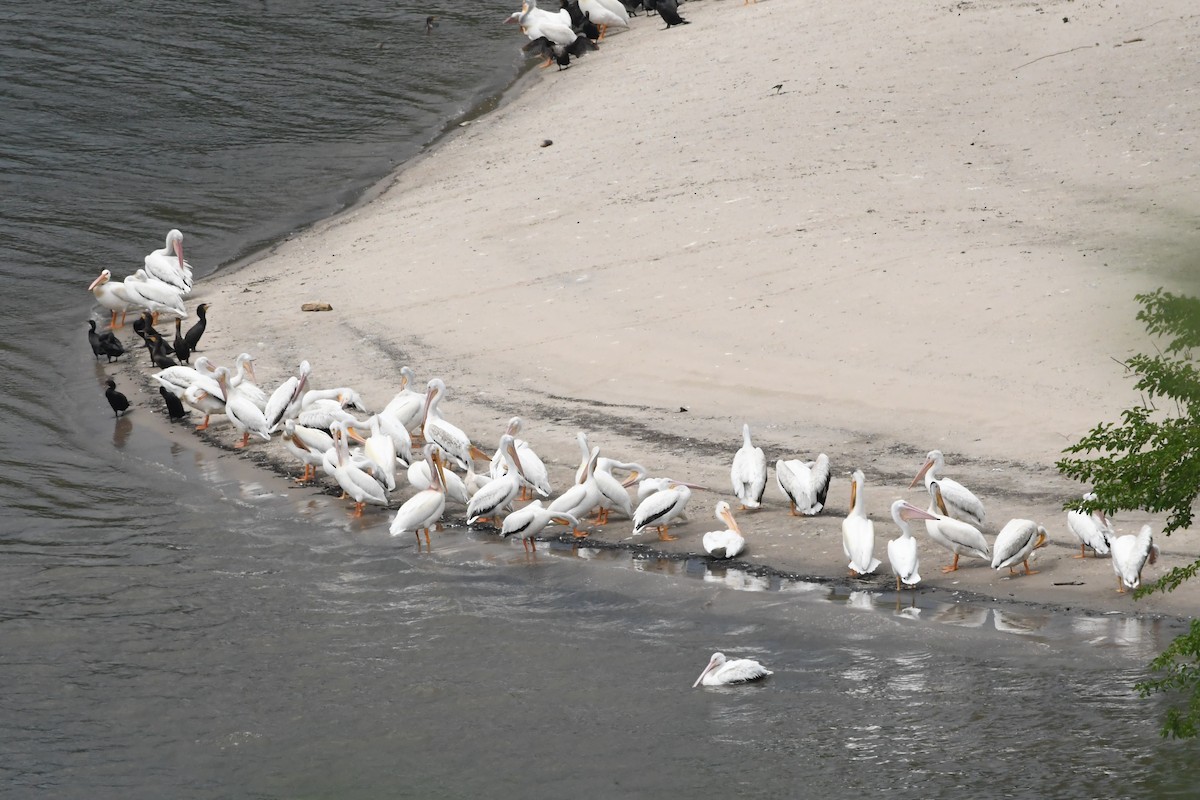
[711, 658, 772, 685]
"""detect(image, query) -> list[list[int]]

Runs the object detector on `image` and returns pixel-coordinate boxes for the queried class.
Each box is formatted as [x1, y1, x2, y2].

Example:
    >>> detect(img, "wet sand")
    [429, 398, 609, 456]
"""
[179, 0, 1200, 617]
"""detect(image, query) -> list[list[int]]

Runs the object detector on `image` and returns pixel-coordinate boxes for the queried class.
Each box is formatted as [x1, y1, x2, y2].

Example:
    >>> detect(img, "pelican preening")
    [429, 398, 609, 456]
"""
[910, 449, 985, 527]
[775, 454, 830, 516]
[1066, 492, 1114, 558]
[991, 519, 1049, 576]
[701, 501, 744, 559]
[923, 480, 990, 573]
[1112, 525, 1159, 593]
[731, 424, 767, 510]
[692, 652, 772, 687]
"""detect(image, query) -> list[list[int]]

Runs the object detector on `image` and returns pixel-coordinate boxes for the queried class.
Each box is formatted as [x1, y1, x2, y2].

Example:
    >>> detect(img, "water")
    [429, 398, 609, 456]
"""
[1, 2, 1196, 797]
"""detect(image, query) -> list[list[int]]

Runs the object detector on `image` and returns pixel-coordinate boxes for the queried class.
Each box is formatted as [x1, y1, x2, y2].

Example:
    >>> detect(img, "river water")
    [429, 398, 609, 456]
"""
[1, 2, 1195, 797]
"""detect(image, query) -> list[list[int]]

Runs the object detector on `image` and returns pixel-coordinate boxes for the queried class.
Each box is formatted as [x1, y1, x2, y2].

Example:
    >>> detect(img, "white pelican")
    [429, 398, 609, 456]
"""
[391, 446, 448, 547]
[182, 383, 225, 431]
[382, 366, 424, 434]
[841, 469, 879, 576]
[467, 434, 525, 525]
[579, 0, 629, 39]
[924, 480, 990, 572]
[991, 519, 1049, 576]
[593, 459, 635, 525]
[421, 378, 485, 470]
[887, 499, 938, 591]
[775, 454, 831, 516]
[375, 412, 414, 466]
[229, 353, 267, 411]
[692, 652, 772, 687]
[301, 387, 368, 414]
[282, 419, 332, 483]
[631, 481, 692, 541]
[152, 356, 220, 400]
[87, 269, 135, 328]
[264, 360, 312, 433]
[731, 424, 767, 510]
[490, 417, 551, 499]
[329, 422, 388, 517]
[909, 449, 985, 526]
[635, 475, 704, 502]
[122, 269, 186, 322]
[297, 400, 364, 434]
[1112, 525, 1159, 593]
[363, 416, 399, 493]
[548, 446, 603, 536]
[407, 457, 471, 506]
[500, 501, 579, 552]
[143, 229, 193, 294]
[216, 367, 270, 449]
[701, 501, 744, 559]
[1066, 492, 1114, 558]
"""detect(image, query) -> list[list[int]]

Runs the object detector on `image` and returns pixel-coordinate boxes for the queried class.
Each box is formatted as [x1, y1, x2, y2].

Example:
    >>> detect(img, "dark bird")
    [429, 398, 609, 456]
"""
[173, 318, 191, 364]
[523, 33, 598, 69]
[134, 312, 173, 357]
[621, 0, 644, 16]
[159, 386, 188, 420]
[562, 0, 601, 40]
[771, 83, 784, 95]
[658, 0, 688, 28]
[87, 321, 126, 362]
[147, 334, 179, 369]
[425, 15, 438, 34]
[105, 379, 131, 417]
[183, 302, 211, 352]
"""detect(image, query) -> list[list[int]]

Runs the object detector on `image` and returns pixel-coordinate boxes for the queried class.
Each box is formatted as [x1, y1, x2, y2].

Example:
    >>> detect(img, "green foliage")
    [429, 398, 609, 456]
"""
[1057, 289, 1200, 738]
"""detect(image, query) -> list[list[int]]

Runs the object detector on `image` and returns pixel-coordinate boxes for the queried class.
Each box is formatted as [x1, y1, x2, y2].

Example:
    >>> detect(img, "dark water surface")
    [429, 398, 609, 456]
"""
[1, 2, 1196, 798]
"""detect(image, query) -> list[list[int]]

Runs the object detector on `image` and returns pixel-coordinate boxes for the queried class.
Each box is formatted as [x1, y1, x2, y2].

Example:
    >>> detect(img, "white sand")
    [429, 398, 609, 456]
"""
[188, 0, 1200, 616]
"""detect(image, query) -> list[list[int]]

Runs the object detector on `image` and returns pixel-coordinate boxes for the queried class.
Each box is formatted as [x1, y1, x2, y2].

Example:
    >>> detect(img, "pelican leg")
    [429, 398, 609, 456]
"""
[530, 538, 537, 552]
[1117, 575, 1126, 594]
[1073, 544, 1087, 559]
[352, 502, 365, 518]
[413, 530, 422, 549]
[941, 554, 961, 573]
[1022, 560, 1040, 575]
[789, 502, 799, 517]
[234, 432, 250, 449]
[540, 57, 553, 69]
[572, 527, 589, 538]
[522, 538, 529, 553]
[598, 23, 608, 40]
[424, 529, 432, 548]
[1008, 566, 1018, 575]
[896, 576, 902, 592]
[195, 414, 211, 431]
[657, 526, 678, 542]
[151, 311, 159, 326]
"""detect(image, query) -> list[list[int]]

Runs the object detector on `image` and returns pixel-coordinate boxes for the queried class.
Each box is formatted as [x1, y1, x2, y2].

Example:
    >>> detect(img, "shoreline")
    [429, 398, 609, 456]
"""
[160, 0, 1199, 619]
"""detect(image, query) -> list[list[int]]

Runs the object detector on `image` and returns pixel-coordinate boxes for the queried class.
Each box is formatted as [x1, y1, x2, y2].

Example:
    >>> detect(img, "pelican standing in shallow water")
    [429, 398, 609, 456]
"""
[887, 499, 938, 591]
[731, 423, 767, 510]
[329, 422, 388, 517]
[775, 453, 831, 516]
[842, 469, 880, 576]
[391, 446, 449, 547]
[1112, 525, 1159, 593]
[923, 480, 990, 572]
[216, 367, 270, 449]
[701, 501, 744, 559]
[692, 652, 772, 687]
[549, 446, 603, 536]
[500, 501, 579, 552]
[991, 519, 1049, 576]
[909, 449, 985, 527]
[631, 481, 692, 541]
[1066, 492, 1114, 558]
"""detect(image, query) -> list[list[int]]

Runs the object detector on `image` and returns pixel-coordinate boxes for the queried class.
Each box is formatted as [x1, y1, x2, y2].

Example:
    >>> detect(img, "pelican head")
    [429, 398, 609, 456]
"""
[716, 501, 740, 534]
[848, 469, 865, 511]
[88, 269, 112, 292]
[909, 449, 945, 489]
[892, 499, 937, 526]
[165, 228, 185, 270]
[693, 652, 728, 688]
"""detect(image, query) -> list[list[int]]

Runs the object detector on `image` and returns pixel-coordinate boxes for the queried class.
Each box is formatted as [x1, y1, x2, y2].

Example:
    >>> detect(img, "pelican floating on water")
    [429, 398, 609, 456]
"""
[910, 449, 985, 527]
[701, 501, 744, 559]
[1111, 525, 1159, 593]
[991, 519, 1049, 575]
[692, 652, 772, 687]
[842, 469, 879, 576]
[731, 423, 767, 510]
[775, 454, 831, 516]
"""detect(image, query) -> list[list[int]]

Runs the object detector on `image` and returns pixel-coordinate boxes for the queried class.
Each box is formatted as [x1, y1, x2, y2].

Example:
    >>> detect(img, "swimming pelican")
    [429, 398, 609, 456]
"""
[329, 422, 388, 517]
[631, 481, 692, 541]
[122, 269, 187, 323]
[909, 449, 985, 526]
[500, 501, 579, 552]
[88, 269, 135, 328]
[842, 469, 879, 576]
[701, 501, 744, 559]
[731, 424, 767, 510]
[692, 652, 772, 687]
[991, 519, 1049, 576]
[1066, 492, 1114, 558]
[1112, 525, 1159, 593]
[391, 446, 448, 547]
[281, 419, 332, 483]
[467, 434, 525, 525]
[216, 367, 270, 449]
[887, 499, 938, 591]
[143, 229, 193, 294]
[923, 480, 990, 572]
[548, 446, 603, 536]
[775, 454, 831, 516]
[264, 360, 312, 433]
[421, 378, 485, 470]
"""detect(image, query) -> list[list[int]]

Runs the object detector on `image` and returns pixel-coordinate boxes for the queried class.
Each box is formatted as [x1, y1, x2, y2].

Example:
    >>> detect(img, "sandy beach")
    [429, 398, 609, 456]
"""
[179, 0, 1200, 617]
